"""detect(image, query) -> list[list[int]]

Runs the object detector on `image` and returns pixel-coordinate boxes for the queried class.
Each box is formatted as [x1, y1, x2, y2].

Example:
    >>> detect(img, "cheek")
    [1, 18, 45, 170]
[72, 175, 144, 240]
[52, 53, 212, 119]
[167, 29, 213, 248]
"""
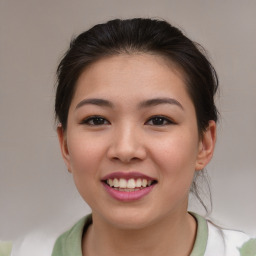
[153, 132, 198, 163]
[66, 135, 105, 206]
[150, 132, 199, 185]
[67, 133, 105, 179]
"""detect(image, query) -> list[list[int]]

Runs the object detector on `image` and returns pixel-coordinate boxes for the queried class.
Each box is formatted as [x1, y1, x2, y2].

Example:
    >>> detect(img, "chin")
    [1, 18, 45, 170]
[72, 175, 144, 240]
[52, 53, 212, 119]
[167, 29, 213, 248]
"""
[97, 207, 161, 230]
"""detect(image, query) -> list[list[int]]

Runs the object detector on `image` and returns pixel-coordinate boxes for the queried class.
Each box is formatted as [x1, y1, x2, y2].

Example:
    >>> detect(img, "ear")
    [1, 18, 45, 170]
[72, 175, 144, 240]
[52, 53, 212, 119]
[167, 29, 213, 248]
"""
[57, 124, 72, 172]
[195, 120, 216, 171]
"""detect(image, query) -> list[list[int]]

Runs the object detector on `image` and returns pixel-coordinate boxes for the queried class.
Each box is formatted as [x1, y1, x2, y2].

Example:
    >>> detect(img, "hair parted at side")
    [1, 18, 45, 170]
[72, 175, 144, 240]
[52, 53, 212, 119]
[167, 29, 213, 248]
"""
[55, 18, 219, 214]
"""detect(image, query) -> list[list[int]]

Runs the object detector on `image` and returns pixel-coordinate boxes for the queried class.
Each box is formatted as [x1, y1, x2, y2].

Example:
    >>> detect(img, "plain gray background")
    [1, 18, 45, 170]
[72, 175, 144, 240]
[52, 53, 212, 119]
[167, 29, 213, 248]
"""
[1, 0, 256, 240]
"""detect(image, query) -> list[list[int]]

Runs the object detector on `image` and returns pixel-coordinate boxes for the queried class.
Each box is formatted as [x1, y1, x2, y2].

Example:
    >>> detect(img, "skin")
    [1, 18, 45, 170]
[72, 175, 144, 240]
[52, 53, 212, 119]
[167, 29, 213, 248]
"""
[57, 54, 216, 256]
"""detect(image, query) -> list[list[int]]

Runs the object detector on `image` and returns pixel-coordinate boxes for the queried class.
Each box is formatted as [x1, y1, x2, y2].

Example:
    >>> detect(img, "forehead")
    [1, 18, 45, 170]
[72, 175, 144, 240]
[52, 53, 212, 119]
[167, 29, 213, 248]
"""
[72, 53, 189, 100]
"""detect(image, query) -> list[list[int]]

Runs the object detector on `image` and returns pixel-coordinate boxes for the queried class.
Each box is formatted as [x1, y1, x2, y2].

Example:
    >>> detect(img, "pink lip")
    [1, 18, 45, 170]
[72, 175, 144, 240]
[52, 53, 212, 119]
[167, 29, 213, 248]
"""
[102, 182, 156, 202]
[101, 172, 155, 181]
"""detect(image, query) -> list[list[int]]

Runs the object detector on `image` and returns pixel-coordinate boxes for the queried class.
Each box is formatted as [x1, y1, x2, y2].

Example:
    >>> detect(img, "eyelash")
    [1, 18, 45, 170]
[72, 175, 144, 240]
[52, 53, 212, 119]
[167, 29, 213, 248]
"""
[80, 116, 110, 126]
[81, 115, 174, 126]
[145, 115, 174, 126]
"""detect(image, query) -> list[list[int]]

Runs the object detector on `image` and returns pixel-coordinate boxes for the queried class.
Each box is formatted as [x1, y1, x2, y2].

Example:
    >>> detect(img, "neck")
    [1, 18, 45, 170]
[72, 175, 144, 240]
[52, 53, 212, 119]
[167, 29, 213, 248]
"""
[82, 211, 197, 256]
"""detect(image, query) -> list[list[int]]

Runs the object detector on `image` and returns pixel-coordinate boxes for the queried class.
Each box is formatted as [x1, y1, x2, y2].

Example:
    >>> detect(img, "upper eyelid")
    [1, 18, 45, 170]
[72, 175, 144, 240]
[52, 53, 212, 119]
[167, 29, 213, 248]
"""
[146, 115, 174, 122]
[144, 116, 176, 126]
[80, 115, 110, 124]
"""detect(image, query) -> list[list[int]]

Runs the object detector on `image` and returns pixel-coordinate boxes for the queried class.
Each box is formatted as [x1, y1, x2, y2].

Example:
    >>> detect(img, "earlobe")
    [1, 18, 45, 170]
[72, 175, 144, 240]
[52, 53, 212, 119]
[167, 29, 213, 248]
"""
[195, 120, 216, 171]
[57, 124, 72, 172]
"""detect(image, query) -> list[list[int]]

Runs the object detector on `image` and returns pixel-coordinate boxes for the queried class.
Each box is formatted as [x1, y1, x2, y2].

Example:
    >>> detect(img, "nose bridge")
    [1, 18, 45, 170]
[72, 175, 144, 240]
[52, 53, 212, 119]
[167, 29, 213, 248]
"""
[108, 121, 146, 162]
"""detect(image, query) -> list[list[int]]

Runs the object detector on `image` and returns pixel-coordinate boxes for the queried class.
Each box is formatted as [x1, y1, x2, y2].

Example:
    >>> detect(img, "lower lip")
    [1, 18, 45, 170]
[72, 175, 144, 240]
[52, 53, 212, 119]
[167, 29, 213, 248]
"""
[102, 182, 155, 202]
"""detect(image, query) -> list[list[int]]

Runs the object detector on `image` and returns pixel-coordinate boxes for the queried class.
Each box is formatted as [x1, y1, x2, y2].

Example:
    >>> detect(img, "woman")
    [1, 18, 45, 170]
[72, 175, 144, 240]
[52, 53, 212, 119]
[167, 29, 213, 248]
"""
[51, 18, 255, 256]
[5, 18, 255, 256]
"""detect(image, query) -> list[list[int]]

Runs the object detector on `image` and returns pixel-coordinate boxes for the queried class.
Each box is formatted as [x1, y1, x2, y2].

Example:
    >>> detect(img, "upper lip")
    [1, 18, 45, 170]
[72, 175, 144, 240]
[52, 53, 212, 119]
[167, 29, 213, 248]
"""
[101, 172, 156, 181]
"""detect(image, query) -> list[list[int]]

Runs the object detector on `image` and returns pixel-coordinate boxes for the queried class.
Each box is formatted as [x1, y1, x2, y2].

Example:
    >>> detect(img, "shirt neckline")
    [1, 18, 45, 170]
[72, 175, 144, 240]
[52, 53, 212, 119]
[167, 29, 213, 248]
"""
[189, 212, 208, 256]
[52, 212, 208, 256]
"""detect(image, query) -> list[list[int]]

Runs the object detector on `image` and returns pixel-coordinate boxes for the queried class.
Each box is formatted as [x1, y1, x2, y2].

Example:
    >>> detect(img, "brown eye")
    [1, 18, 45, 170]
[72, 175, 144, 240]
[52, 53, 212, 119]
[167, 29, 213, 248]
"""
[81, 116, 110, 126]
[146, 116, 173, 126]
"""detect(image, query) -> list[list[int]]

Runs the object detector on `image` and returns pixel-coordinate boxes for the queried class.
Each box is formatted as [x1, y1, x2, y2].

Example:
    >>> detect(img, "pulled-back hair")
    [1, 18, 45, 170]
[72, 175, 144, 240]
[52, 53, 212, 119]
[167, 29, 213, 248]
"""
[55, 18, 219, 213]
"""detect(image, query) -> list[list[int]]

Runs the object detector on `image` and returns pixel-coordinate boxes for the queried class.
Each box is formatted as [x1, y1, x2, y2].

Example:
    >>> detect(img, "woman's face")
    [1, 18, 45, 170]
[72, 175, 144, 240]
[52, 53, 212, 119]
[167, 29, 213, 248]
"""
[58, 54, 215, 229]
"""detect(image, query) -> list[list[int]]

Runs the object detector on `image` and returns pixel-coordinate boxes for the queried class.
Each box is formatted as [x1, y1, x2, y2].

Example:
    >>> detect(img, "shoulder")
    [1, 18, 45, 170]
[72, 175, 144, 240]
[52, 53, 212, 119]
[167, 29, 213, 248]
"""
[206, 220, 256, 256]
[52, 215, 91, 256]
[0, 241, 12, 256]
[10, 215, 91, 256]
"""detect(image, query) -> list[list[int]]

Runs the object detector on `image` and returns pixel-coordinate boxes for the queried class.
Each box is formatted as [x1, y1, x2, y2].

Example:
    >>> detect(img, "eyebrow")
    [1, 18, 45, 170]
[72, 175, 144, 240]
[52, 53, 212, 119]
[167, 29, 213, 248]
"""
[75, 98, 113, 109]
[75, 97, 184, 110]
[139, 97, 184, 110]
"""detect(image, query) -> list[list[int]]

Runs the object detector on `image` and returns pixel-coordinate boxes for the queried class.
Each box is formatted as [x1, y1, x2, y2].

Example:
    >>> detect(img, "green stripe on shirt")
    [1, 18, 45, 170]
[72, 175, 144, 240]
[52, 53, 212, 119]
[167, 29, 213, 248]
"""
[51, 212, 208, 256]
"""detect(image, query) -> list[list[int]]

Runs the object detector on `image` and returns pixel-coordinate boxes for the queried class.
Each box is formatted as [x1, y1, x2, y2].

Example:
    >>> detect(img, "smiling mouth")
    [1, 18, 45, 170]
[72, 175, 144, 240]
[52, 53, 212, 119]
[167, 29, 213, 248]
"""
[104, 178, 158, 192]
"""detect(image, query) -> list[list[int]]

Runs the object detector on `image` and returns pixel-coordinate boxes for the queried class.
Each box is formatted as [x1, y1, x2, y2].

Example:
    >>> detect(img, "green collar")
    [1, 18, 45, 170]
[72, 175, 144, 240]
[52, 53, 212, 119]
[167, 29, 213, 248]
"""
[52, 212, 208, 256]
[190, 212, 208, 256]
[51, 215, 91, 256]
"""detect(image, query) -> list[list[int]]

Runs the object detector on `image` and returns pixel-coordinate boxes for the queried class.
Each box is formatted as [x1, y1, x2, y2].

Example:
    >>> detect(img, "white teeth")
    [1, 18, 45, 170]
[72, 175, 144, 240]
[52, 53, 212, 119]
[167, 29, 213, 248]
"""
[106, 178, 154, 189]
[136, 178, 142, 187]
[119, 178, 127, 188]
[113, 178, 119, 188]
[142, 179, 147, 187]
[127, 179, 136, 189]
[108, 179, 113, 187]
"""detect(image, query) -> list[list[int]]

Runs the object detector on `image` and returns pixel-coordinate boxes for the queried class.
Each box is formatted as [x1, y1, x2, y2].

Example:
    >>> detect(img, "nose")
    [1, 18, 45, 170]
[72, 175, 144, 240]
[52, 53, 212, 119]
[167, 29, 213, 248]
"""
[107, 124, 147, 163]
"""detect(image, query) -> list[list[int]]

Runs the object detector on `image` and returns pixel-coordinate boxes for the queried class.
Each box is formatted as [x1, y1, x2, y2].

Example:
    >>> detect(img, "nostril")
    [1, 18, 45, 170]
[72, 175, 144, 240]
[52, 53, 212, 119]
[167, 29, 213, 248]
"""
[111, 155, 141, 163]
[107, 137, 147, 163]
